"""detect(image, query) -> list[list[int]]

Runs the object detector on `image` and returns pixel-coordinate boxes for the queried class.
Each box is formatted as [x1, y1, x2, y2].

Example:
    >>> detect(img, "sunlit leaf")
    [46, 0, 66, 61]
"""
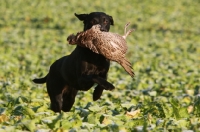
[21, 119, 36, 132]
[175, 119, 189, 128]
[0, 114, 8, 123]
[125, 118, 144, 128]
[126, 109, 141, 118]
[86, 113, 99, 124]
[169, 98, 181, 119]
[88, 105, 102, 112]
[23, 107, 35, 119]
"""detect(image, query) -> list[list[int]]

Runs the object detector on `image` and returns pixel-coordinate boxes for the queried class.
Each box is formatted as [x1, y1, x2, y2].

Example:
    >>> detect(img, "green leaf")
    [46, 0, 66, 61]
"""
[148, 91, 157, 96]
[121, 103, 134, 109]
[88, 105, 102, 112]
[194, 96, 200, 116]
[162, 103, 173, 118]
[42, 114, 62, 130]
[125, 118, 144, 128]
[175, 119, 189, 128]
[23, 107, 35, 119]
[87, 113, 99, 124]
[179, 107, 189, 118]
[21, 119, 36, 132]
[169, 98, 181, 119]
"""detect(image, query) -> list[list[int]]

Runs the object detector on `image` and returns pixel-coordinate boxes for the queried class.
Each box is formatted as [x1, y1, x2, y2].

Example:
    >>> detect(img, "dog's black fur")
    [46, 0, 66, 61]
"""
[33, 12, 114, 112]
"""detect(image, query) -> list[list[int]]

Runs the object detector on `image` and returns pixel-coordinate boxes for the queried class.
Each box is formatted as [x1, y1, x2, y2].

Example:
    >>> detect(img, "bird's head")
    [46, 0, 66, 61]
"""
[92, 24, 101, 31]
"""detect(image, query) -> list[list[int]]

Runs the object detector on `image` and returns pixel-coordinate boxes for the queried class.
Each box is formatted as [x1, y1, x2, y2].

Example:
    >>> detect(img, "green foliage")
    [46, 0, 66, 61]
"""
[0, 0, 200, 131]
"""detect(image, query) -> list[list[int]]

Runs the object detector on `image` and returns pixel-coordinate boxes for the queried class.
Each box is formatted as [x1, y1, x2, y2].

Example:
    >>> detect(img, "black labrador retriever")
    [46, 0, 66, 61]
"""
[33, 12, 114, 112]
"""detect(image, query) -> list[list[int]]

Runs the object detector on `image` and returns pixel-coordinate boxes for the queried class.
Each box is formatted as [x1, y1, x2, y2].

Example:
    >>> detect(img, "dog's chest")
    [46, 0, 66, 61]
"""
[81, 54, 110, 75]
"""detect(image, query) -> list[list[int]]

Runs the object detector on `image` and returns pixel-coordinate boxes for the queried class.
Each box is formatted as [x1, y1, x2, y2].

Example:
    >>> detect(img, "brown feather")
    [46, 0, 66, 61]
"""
[67, 23, 135, 77]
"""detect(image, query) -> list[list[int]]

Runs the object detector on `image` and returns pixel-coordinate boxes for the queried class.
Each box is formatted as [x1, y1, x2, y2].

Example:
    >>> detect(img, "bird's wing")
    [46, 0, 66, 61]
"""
[102, 33, 128, 54]
[76, 30, 101, 54]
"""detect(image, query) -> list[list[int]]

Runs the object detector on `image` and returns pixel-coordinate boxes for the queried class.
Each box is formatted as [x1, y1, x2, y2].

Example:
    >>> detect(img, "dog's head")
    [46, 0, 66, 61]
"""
[75, 12, 114, 32]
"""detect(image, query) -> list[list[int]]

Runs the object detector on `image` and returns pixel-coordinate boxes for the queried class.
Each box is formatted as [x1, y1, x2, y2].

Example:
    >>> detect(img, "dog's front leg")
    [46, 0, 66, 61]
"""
[78, 75, 114, 101]
[78, 75, 114, 90]
[93, 85, 104, 101]
[91, 75, 115, 90]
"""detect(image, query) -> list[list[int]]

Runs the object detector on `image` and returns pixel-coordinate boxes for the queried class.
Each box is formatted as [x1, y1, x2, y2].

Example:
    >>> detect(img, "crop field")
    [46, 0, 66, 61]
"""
[0, 0, 200, 131]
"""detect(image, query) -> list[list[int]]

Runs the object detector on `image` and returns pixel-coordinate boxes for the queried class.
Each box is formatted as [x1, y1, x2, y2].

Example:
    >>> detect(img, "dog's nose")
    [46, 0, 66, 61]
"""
[100, 28, 107, 32]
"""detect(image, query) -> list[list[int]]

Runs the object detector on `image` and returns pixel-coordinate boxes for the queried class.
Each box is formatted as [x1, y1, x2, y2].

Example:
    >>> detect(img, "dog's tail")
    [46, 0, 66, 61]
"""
[32, 74, 48, 84]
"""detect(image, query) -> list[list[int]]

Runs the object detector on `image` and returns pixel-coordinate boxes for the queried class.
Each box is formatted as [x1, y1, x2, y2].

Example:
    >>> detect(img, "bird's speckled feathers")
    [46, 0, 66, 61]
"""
[67, 23, 135, 77]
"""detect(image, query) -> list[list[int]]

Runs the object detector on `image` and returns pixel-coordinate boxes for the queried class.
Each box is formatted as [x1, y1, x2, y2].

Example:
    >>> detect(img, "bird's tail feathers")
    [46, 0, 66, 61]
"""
[120, 59, 134, 78]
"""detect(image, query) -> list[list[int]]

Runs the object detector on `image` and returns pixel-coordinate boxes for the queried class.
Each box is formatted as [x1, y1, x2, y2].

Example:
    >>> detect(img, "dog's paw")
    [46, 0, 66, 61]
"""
[102, 82, 115, 91]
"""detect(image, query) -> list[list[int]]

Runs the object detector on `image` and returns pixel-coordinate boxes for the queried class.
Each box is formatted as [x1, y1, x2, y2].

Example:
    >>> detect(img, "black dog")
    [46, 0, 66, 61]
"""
[33, 12, 114, 112]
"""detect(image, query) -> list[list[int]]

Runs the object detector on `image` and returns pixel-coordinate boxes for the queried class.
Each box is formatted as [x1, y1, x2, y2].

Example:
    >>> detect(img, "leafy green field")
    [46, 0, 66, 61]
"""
[0, 0, 200, 131]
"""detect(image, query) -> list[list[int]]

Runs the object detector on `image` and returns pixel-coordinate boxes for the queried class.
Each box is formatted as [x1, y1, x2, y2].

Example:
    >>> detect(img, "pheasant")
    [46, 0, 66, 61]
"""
[67, 22, 135, 77]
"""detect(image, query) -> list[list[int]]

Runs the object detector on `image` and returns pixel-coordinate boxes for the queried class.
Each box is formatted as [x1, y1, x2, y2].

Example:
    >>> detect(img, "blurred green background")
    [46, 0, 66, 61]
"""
[0, 0, 200, 131]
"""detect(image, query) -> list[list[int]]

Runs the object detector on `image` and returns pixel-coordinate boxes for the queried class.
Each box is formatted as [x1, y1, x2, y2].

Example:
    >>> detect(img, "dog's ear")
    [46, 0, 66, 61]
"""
[109, 15, 114, 25]
[75, 13, 88, 21]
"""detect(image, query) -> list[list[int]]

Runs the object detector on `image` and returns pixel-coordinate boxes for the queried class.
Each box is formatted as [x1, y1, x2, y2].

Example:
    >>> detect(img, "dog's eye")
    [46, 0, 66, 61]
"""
[104, 20, 108, 24]
[91, 19, 97, 24]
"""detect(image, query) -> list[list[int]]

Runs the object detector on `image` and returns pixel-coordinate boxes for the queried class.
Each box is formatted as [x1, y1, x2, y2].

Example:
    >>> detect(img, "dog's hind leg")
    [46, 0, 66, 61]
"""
[46, 76, 65, 113]
[49, 93, 63, 113]
[62, 86, 78, 112]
